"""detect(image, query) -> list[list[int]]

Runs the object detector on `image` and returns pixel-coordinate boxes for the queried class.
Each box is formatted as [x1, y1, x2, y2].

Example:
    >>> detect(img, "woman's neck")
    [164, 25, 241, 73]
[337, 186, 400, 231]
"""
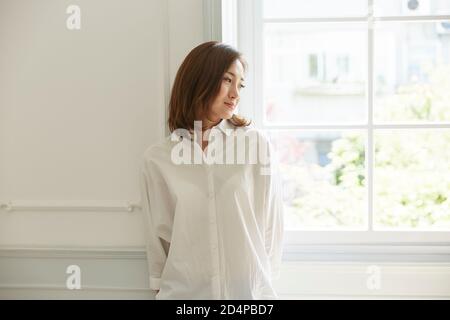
[201, 116, 221, 131]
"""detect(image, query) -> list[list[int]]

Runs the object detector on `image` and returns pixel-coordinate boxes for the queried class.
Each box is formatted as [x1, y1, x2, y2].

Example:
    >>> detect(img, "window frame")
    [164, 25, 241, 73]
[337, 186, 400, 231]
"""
[206, 0, 450, 257]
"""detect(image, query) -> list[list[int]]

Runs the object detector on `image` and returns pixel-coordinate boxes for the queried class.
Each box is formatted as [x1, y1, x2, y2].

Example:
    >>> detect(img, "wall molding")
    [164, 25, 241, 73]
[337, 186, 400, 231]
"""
[0, 284, 150, 292]
[0, 246, 145, 260]
[203, 0, 222, 41]
[2, 243, 450, 261]
[0, 201, 141, 213]
[1, 246, 450, 299]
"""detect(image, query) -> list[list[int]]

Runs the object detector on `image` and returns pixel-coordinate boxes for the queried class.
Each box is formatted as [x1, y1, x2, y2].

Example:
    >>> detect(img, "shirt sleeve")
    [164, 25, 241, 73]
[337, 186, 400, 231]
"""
[261, 133, 285, 281]
[139, 156, 173, 291]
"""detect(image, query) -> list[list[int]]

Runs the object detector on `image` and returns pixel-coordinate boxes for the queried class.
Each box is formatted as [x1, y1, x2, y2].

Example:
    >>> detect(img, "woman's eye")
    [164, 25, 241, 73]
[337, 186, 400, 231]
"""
[224, 77, 245, 89]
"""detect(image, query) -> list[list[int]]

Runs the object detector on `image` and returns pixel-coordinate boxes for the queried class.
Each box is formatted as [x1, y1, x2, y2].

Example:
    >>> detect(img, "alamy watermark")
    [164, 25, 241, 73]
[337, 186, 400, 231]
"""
[366, 265, 381, 291]
[66, 5, 81, 30]
[170, 121, 273, 175]
[66, 264, 82, 290]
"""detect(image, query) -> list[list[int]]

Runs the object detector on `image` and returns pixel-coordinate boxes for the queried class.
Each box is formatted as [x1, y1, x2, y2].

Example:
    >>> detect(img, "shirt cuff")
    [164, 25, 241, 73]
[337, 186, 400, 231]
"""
[149, 276, 161, 290]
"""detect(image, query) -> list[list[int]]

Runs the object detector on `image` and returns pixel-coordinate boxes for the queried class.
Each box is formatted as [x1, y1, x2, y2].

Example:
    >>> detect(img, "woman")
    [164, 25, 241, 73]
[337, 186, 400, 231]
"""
[139, 41, 284, 300]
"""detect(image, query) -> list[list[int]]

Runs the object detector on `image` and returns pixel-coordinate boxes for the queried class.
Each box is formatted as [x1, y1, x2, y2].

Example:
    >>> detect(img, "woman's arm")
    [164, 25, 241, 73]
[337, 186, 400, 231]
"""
[260, 132, 285, 281]
[140, 155, 173, 292]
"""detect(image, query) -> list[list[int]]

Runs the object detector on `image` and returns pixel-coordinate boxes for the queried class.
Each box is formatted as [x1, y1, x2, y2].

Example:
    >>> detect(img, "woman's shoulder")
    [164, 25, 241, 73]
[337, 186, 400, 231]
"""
[233, 122, 270, 143]
[141, 136, 173, 162]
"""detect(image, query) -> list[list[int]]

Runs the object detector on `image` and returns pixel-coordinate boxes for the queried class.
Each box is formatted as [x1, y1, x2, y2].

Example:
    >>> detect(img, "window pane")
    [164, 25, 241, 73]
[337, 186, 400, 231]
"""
[374, 0, 450, 16]
[267, 130, 367, 230]
[374, 22, 450, 123]
[264, 23, 367, 124]
[263, 0, 367, 19]
[374, 129, 450, 230]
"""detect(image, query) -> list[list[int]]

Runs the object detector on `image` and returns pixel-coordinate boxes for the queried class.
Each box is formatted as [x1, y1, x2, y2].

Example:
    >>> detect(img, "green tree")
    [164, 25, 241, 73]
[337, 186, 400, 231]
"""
[332, 66, 449, 228]
[283, 65, 450, 229]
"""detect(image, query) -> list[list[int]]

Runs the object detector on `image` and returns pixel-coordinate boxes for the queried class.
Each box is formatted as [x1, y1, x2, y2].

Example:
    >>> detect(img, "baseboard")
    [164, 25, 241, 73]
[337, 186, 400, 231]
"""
[1, 246, 449, 299]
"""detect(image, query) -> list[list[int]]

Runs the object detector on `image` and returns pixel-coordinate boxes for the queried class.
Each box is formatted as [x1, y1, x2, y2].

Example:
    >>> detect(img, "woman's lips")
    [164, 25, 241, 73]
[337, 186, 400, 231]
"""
[224, 102, 235, 110]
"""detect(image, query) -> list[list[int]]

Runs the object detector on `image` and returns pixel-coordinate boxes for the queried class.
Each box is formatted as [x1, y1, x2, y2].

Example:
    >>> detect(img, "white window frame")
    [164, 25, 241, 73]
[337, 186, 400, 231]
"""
[205, 0, 450, 260]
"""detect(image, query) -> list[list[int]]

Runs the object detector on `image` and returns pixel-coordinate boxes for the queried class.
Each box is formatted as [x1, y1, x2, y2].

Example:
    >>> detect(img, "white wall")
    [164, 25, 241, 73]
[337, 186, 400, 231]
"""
[0, 0, 205, 249]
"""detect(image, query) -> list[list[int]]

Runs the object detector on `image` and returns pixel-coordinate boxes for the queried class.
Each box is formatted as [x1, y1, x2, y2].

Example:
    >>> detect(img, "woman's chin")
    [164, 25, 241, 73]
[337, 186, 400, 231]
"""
[222, 112, 234, 119]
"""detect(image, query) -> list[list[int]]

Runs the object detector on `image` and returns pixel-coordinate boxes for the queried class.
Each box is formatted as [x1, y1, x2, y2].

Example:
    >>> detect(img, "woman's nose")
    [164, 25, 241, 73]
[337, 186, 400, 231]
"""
[229, 86, 239, 99]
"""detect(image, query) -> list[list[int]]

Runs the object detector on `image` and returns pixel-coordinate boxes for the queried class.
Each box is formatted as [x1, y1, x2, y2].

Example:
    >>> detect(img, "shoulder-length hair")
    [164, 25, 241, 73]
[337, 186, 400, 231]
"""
[168, 41, 252, 132]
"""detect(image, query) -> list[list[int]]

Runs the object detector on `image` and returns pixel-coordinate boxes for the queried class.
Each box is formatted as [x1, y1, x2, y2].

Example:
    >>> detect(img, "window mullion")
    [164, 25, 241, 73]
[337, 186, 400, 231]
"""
[262, 15, 450, 24]
[258, 124, 450, 130]
[264, 17, 368, 23]
[254, 0, 264, 128]
[368, 0, 374, 232]
[375, 15, 450, 22]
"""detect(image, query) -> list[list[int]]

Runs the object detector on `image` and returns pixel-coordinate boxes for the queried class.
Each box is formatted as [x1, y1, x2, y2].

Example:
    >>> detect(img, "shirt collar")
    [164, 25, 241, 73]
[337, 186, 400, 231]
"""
[216, 118, 234, 136]
[172, 119, 234, 141]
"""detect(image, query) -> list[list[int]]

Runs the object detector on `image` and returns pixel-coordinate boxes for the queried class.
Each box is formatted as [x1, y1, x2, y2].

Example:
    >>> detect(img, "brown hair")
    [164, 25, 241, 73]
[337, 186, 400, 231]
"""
[168, 41, 252, 132]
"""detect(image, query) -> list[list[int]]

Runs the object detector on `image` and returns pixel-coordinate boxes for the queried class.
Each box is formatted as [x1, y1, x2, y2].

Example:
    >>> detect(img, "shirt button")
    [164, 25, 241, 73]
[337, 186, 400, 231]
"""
[209, 192, 214, 199]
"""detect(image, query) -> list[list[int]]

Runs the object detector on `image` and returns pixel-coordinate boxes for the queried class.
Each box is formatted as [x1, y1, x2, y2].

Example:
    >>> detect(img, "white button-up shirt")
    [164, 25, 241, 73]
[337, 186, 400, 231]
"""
[139, 118, 284, 300]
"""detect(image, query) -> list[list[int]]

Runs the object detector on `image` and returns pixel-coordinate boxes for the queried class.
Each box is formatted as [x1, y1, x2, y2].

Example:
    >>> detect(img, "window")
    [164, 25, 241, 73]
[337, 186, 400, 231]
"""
[219, 0, 450, 249]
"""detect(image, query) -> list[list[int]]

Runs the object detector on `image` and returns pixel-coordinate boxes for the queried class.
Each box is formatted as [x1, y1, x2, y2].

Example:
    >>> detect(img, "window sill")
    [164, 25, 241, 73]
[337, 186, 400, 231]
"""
[283, 243, 450, 262]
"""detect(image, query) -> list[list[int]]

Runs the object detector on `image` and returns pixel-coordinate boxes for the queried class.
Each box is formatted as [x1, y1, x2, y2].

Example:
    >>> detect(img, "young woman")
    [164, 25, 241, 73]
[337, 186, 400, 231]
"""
[139, 41, 284, 300]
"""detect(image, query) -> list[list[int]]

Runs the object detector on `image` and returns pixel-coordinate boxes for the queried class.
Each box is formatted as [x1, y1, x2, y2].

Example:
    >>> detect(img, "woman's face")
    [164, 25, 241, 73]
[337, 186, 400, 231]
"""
[206, 59, 246, 123]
